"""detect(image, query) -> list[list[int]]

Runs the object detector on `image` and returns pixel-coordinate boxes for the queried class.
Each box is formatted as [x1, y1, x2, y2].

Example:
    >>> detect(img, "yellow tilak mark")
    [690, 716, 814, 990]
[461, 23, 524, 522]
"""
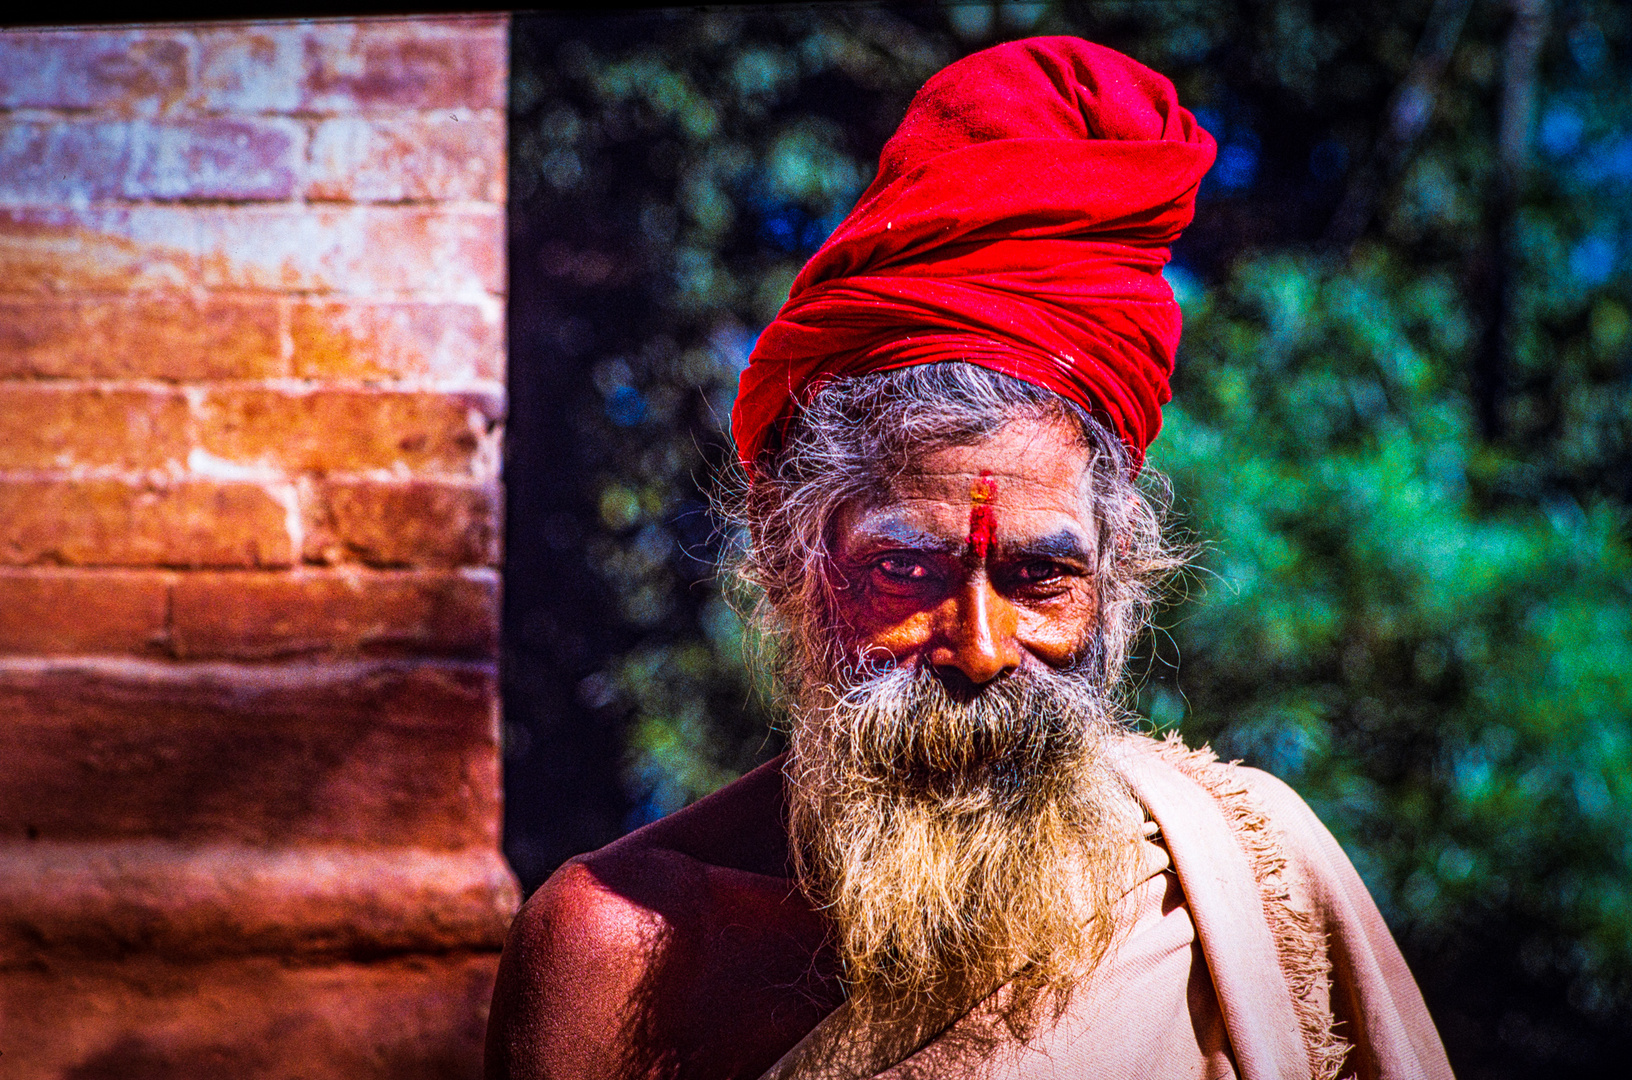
[967, 471, 997, 559]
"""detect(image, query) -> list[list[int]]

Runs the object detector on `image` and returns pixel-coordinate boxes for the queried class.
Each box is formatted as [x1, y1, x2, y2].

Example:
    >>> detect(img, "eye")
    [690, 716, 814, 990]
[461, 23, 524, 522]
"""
[1015, 560, 1064, 584]
[876, 556, 931, 581]
[867, 554, 949, 595]
[1003, 559, 1083, 598]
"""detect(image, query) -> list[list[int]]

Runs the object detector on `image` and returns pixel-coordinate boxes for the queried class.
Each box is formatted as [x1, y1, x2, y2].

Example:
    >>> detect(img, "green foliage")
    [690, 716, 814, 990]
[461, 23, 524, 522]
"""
[1150, 251, 1632, 1025]
[508, 2, 1632, 1071]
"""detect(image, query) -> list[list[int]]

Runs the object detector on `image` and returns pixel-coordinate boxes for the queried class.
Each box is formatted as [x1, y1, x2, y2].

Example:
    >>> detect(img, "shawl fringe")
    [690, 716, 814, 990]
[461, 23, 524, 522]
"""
[1151, 734, 1351, 1080]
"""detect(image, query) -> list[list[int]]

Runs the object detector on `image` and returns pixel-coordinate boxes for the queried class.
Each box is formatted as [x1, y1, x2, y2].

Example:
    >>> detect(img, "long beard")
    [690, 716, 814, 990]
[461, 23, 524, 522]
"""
[785, 658, 1144, 1032]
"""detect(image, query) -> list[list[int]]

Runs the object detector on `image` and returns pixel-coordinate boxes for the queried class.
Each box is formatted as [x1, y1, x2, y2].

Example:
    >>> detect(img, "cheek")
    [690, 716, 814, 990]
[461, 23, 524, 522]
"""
[1015, 587, 1099, 662]
[1016, 614, 1090, 663]
[830, 587, 939, 653]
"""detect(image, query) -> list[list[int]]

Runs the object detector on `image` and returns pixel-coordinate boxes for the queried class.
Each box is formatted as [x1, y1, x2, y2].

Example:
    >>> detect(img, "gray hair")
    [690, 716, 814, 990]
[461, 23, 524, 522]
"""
[720, 362, 1183, 694]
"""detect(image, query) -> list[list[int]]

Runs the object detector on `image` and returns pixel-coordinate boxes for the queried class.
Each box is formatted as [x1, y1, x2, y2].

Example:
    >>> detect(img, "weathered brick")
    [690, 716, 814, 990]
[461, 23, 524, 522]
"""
[0, 29, 192, 114]
[196, 387, 502, 475]
[0, 840, 518, 959]
[196, 18, 507, 115]
[0, 206, 199, 294]
[0, 118, 302, 205]
[171, 569, 498, 659]
[0, 22, 516, 1066]
[304, 19, 508, 112]
[305, 479, 500, 568]
[0, 658, 500, 849]
[0, 952, 498, 1080]
[192, 24, 307, 113]
[289, 300, 501, 382]
[198, 205, 503, 296]
[0, 569, 169, 655]
[0, 385, 188, 470]
[305, 112, 506, 203]
[0, 119, 131, 204]
[126, 117, 304, 201]
[0, 295, 285, 380]
[2, 205, 495, 299]
[0, 479, 294, 568]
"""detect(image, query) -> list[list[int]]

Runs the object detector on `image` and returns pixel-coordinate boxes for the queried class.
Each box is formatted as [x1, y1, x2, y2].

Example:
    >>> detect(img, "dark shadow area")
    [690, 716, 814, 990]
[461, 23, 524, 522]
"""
[502, 11, 636, 884]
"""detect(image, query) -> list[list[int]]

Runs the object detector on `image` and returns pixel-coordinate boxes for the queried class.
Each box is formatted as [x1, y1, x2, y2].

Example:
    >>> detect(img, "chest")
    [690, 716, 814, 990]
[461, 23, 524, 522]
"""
[637, 873, 843, 1079]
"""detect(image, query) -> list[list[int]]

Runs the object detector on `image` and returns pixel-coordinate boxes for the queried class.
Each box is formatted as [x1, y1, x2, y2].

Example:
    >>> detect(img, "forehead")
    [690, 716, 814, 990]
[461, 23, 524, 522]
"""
[843, 414, 1095, 539]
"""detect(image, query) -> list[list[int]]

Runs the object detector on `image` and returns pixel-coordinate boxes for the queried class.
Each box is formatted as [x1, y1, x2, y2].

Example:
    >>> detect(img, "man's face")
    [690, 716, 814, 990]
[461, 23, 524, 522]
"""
[827, 413, 1100, 686]
[782, 410, 1138, 1024]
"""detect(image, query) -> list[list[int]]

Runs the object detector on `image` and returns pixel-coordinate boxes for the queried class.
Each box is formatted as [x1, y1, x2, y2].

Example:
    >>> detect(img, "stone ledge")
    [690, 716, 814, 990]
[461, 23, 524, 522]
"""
[1, 950, 498, 1080]
[0, 658, 501, 848]
[0, 839, 518, 963]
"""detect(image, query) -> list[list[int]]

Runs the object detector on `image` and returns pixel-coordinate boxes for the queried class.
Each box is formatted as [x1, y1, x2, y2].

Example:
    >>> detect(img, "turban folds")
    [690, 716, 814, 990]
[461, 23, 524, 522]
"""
[731, 36, 1215, 473]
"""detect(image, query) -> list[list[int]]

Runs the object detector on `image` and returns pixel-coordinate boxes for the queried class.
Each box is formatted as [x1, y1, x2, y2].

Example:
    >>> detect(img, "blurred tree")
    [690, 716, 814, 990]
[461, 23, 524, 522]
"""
[506, 3, 1632, 1075]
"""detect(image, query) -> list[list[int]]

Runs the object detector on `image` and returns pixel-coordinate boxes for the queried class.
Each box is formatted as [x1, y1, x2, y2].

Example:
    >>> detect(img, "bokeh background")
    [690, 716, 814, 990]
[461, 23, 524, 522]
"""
[502, 2, 1631, 1076]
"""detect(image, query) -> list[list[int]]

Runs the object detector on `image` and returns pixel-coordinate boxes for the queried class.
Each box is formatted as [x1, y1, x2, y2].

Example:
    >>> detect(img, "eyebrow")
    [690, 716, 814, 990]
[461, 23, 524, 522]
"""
[852, 522, 962, 555]
[1005, 529, 1095, 565]
[851, 522, 1094, 564]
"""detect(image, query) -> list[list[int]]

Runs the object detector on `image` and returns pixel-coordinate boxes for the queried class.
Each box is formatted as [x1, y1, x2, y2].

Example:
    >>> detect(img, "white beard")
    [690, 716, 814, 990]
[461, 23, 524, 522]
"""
[784, 659, 1144, 1028]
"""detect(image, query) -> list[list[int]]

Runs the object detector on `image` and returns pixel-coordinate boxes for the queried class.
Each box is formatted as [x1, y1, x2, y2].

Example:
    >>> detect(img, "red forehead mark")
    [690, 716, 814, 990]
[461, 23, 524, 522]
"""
[967, 471, 997, 560]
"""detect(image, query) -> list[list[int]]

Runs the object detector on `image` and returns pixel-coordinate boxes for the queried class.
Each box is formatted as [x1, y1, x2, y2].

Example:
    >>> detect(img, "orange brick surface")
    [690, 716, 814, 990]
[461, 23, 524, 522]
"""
[290, 299, 502, 382]
[0, 206, 200, 293]
[306, 113, 507, 203]
[196, 387, 502, 475]
[0, 15, 512, 1076]
[0, 569, 170, 655]
[198, 205, 505, 295]
[1, 206, 504, 296]
[195, 18, 508, 114]
[0, 384, 188, 470]
[0, 952, 499, 1080]
[307, 479, 502, 568]
[171, 569, 499, 659]
[0, 841, 518, 960]
[0, 659, 500, 849]
[0, 478, 295, 568]
[0, 296, 286, 381]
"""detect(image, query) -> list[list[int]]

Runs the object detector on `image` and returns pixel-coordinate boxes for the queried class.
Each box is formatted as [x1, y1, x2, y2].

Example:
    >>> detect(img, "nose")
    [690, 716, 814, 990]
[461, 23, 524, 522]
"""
[933, 575, 1020, 686]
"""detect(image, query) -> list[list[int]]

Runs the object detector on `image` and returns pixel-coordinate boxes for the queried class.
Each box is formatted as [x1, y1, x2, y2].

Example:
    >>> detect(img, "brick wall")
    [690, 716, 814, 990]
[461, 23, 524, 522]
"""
[0, 17, 516, 1077]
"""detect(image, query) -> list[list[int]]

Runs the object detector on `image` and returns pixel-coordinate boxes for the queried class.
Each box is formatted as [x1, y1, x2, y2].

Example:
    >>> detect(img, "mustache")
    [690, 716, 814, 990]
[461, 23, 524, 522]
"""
[822, 672, 1090, 799]
[801, 660, 1114, 802]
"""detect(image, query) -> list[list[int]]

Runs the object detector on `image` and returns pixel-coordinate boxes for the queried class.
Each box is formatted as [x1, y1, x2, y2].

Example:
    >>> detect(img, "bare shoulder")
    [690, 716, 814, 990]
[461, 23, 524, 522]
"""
[484, 845, 695, 1080]
[485, 757, 836, 1080]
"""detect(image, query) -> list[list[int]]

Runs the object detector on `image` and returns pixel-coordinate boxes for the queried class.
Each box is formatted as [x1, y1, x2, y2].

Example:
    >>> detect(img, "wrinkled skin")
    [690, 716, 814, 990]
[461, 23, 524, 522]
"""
[485, 417, 1099, 1079]
[825, 414, 1101, 686]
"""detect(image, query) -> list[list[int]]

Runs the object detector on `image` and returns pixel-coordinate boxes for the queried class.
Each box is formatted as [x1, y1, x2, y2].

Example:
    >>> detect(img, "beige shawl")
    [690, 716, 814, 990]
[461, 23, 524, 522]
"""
[758, 735, 1454, 1080]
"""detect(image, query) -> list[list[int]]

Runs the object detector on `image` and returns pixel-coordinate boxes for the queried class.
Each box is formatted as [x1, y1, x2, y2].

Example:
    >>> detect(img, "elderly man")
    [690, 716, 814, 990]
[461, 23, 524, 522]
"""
[487, 37, 1453, 1080]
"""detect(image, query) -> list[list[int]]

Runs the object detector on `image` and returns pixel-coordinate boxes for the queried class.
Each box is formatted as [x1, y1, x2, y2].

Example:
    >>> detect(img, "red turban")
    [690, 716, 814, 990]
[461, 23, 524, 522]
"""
[731, 36, 1215, 473]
